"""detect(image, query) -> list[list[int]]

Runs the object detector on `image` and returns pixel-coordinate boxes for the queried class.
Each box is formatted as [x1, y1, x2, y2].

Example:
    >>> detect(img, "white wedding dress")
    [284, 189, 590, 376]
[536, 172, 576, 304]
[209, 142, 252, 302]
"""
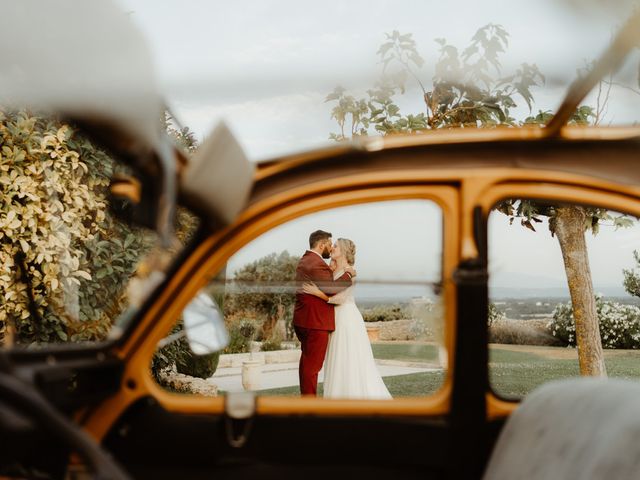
[323, 271, 392, 399]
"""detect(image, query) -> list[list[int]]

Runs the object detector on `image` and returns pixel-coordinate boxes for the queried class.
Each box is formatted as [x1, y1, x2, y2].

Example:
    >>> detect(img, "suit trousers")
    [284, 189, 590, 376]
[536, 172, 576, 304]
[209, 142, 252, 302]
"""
[294, 326, 330, 396]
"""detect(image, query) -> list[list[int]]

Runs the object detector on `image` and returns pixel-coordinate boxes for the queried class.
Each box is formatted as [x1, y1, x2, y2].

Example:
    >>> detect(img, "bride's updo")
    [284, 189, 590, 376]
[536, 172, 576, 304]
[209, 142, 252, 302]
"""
[337, 238, 356, 265]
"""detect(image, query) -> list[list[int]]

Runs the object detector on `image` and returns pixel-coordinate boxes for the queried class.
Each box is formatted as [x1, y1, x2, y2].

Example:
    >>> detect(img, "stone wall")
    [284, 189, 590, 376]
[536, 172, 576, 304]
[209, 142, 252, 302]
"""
[366, 319, 419, 341]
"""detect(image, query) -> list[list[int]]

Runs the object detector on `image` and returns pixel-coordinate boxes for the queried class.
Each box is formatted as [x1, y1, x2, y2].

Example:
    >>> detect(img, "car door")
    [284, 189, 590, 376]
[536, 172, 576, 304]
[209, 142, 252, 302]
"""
[82, 157, 465, 479]
[473, 180, 640, 421]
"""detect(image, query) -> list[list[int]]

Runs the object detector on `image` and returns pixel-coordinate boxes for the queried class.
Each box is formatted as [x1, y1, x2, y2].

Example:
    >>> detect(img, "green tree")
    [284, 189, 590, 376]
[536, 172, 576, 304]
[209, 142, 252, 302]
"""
[225, 251, 299, 340]
[326, 25, 620, 376]
[623, 250, 640, 298]
[497, 201, 632, 376]
[327, 26, 547, 139]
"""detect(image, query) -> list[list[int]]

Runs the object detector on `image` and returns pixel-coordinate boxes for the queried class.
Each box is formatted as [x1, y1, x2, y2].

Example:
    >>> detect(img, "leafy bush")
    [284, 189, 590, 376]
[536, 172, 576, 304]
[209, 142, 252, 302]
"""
[548, 295, 640, 349]
[151, 321, 221, 380]
[362, 304, 410, 322]
[176, 350, 220, 378]
[0, 109, 155, 345]
[224, 320, 258, 354]
[490, 319, 560, 346]
[0, 110, 202, 348]
[261, 337, 283, 351]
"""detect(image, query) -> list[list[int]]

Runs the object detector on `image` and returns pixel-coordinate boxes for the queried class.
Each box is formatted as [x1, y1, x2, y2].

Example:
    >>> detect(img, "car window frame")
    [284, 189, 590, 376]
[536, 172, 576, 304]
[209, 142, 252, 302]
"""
[82, 183, 460, 440]
[477, 180, 640, 419]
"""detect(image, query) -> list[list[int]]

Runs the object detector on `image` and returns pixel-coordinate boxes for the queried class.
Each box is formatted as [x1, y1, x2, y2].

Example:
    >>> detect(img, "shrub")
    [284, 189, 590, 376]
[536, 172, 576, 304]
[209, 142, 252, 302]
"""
[548, 295, 640, 349]
[261, 338, 283, 351]
[151, 322, 221, 380]
[490, 318, 561, 346]
[0, 110, 146, 344]
[408, 299, 438, 341]
[176, 350, 220, 378]
[224, 319, 257, 354]
[0, 110, 199, 347]
[362, 304, 410, 322]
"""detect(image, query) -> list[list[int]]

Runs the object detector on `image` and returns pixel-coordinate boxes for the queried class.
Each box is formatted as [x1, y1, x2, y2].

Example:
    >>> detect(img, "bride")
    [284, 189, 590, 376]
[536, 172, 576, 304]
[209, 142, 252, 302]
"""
[303, 238, 392, 399]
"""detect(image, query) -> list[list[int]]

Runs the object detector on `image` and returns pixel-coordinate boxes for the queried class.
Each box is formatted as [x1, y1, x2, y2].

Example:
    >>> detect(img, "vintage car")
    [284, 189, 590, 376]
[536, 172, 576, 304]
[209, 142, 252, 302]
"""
[2, 2, 640, 480]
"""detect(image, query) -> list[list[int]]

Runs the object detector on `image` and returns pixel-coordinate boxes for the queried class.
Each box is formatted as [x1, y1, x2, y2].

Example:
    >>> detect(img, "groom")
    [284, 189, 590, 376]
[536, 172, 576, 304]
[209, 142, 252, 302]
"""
[293, 230, 355, 395]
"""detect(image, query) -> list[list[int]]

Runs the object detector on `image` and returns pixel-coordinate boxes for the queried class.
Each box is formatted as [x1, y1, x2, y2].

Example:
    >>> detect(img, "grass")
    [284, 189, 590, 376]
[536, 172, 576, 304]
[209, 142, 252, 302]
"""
[371, 343, 439, 363]
[258, 371, 445, 397]
[258, 343, 640, 399]
[259, 342, 443, 397]
[490, 346, 640, 398]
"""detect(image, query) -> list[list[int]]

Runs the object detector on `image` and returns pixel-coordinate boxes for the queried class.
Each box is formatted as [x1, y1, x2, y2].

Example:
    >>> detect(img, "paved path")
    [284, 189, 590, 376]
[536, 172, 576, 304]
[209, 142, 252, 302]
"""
[211, 359, 439, 392]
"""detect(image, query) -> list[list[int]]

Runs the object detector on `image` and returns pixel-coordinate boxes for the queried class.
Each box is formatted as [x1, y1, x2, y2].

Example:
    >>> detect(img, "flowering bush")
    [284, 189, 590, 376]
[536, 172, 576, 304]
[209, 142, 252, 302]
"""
[548, 295, 640, 349]
[408, 299, 441, 341]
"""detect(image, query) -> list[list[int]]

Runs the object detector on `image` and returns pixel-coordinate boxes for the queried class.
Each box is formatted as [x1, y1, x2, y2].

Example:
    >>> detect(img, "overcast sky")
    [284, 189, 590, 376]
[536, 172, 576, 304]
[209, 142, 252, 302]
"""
[114, 0, 640, 293]
[118, 0, 640, 159]
[227, 200, 442, 281]
[225, 199, 640, 293]
[489, 210, 640, 292]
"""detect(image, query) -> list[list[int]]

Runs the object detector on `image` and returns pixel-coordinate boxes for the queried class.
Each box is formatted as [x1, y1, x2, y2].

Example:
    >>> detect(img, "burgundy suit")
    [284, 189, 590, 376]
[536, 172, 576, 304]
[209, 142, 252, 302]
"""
[293, 251, 352, 395]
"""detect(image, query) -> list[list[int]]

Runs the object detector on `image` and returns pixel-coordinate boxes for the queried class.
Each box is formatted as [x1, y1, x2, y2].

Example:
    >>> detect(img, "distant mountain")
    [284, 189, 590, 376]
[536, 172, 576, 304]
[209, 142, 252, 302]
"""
[490, 271, 566, 289]
[489, 271, 627, 298]
[350, 271, 629, 301]
[354, 283, 435, 302]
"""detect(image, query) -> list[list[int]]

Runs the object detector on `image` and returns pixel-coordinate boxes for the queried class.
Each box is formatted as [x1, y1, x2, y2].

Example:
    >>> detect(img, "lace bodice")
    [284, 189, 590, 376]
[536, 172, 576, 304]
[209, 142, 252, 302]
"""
[329, 270, 355, 305]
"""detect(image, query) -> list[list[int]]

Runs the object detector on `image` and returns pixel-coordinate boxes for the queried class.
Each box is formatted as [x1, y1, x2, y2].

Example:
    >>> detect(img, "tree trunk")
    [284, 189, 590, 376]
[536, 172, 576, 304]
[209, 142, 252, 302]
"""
[554, 205, 607, 377]
[262, 303, 285, 340]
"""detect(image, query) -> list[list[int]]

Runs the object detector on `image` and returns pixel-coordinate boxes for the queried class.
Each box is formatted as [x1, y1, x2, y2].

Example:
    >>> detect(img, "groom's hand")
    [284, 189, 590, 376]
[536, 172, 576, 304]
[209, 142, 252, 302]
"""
[345, 266, 356, 278]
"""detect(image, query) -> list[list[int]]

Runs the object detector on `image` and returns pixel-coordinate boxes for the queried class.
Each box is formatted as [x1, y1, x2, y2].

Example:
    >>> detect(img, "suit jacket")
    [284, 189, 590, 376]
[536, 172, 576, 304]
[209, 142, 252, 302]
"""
[293, 251, 352, 331]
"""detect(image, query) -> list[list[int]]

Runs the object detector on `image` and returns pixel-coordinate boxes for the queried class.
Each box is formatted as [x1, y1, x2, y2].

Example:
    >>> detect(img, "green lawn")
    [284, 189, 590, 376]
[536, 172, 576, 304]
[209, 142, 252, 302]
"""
[258, 343, 640, 398]
[260, 342, 442, 397]
[371, 343, 439, 363]
[258, 371, 445, 397]
[489, 346, 640, 398]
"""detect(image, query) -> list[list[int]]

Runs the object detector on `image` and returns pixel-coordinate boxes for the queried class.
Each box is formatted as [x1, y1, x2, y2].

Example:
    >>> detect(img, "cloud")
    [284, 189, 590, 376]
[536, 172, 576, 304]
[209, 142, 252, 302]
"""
[170, 91, 336, 159]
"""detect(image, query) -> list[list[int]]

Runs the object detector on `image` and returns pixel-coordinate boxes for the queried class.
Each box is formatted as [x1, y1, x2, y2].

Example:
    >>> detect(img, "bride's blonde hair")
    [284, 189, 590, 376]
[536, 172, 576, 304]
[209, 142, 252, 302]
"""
[337, 238, 356, 265]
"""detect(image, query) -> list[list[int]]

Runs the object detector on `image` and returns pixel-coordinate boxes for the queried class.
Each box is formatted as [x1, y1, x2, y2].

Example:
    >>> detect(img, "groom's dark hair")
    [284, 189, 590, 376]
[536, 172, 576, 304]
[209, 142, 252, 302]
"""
[309, 230, 332, 248]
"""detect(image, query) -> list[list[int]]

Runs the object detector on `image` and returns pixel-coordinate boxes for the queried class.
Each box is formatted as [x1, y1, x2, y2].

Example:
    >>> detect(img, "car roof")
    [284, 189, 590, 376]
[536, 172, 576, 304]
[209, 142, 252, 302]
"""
[251, 126, 640, 204]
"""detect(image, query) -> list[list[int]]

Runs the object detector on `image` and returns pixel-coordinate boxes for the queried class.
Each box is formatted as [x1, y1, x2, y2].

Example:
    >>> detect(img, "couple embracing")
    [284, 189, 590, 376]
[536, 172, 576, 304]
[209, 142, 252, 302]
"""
[293, 230, 391, 399]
